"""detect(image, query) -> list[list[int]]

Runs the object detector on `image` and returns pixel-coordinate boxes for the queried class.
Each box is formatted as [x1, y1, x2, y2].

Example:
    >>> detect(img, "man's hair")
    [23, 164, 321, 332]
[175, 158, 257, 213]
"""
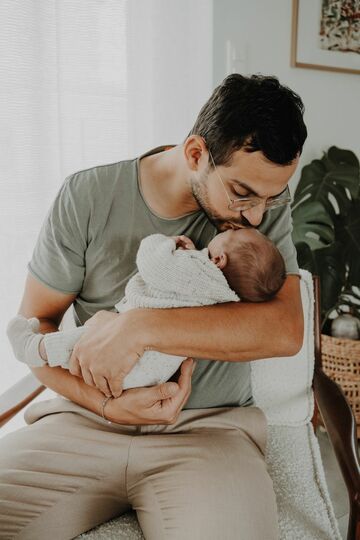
[185, 73, 307, 167]
[222, 238, 287, 302]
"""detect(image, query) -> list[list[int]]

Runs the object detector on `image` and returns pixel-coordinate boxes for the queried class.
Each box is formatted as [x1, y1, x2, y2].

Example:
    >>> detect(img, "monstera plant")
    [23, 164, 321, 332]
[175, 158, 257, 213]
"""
[291, 146, 360, 334]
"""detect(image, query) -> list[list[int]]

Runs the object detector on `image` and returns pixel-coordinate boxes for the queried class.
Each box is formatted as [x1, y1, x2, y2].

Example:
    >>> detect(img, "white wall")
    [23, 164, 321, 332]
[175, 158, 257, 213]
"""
[213, 0, 360, 192]
[127, 0, 213, 156]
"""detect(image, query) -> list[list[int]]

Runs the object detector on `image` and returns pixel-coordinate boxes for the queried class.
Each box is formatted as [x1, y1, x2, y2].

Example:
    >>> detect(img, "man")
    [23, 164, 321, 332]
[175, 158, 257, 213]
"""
[1, 73, 307, 539]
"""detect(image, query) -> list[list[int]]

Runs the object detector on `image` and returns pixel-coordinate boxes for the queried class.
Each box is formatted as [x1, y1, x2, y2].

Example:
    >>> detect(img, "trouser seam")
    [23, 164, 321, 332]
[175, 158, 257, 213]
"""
[125, 435, 137, 502]
[138, 477, 167, 540]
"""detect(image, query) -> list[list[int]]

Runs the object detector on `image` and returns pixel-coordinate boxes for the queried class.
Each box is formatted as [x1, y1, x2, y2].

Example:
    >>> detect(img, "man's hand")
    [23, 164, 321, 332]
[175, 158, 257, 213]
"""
[106, 357, 196, 425]
[171, 235, 196, 250]
[68, 309, 142, 398]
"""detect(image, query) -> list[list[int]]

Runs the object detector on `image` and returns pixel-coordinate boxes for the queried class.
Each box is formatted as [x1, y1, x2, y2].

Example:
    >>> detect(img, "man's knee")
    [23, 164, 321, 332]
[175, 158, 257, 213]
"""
[134, 430, 279, 540]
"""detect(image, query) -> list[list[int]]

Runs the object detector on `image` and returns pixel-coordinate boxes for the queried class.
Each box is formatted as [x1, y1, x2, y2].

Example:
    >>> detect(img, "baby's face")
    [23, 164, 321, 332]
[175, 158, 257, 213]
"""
[208, 228, 265, 260]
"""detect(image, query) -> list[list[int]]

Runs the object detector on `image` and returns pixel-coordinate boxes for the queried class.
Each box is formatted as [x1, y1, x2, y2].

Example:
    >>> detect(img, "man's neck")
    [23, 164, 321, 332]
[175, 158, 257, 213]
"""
[138, 144, 201, 219]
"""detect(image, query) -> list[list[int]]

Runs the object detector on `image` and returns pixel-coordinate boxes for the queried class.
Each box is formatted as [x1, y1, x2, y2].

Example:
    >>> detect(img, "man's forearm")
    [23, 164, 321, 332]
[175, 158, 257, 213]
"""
[134, 277, 304, 362]
[29, 318, 105, 417]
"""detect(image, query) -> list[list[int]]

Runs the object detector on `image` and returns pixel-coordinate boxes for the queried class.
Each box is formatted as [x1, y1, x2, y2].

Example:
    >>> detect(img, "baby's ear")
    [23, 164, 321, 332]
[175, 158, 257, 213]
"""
[211, 253, 228, 269]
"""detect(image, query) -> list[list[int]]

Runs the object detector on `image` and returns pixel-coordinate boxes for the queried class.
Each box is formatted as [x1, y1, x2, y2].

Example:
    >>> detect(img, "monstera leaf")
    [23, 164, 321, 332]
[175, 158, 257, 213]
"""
[334, 200, 360, 288]
[294, 240, 345, 319]
[293, 146, 359, 220]
[291, 146, 360, 329]
[295, 242, 316, 274]
[291, 201, 334, 250]
[313, 243, 346, 317]
[325, 146, 360, 169]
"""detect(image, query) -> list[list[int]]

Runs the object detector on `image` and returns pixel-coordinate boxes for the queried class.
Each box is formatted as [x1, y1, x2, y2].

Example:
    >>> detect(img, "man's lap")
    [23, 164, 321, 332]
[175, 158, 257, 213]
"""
[0, 402, 279, 539]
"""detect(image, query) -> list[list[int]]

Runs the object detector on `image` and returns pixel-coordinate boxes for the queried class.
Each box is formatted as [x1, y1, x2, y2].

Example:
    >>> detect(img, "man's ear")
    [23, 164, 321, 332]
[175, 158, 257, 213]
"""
[210, 253, 228, 269]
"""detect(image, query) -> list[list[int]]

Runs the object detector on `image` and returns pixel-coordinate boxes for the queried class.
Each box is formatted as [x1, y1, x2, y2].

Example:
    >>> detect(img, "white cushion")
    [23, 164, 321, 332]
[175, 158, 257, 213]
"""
[266, 424, 342, 540]
[251, 269, 315, 426]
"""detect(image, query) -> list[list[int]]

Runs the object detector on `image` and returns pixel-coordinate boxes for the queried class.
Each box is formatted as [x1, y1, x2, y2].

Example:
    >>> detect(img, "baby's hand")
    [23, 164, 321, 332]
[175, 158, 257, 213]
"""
[172, 235, 196, 250]
[6, 314, 47, 367]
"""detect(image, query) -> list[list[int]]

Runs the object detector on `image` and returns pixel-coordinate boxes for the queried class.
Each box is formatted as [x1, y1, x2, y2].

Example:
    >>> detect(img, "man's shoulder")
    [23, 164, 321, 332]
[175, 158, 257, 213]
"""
[71, 154, 135, 175]
[67, 155, 136, 182]
[63, 156, 137, 197]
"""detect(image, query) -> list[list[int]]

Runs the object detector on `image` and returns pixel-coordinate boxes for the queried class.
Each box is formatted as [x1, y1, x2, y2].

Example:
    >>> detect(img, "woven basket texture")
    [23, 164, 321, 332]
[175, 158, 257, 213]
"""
[320, 333, 360, 437]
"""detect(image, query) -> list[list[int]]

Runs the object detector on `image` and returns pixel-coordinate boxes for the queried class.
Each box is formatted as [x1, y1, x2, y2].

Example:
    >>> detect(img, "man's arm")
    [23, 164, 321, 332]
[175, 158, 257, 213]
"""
[16, 273, 195, 425]
[16, 272, 107, 415]
[130, 274, 304, 362]
[128, 202, 304, 362]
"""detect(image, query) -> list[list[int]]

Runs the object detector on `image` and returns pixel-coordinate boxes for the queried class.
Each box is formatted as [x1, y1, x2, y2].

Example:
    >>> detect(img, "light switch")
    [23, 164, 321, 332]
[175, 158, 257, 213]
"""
[225, 39, 248, 74]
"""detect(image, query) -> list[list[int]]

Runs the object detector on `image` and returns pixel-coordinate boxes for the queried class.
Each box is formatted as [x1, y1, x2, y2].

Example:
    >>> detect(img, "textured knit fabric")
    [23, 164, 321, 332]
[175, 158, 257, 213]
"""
[42, 233, 240, 389]
[115, 233, 239, 388]
[119, 233, 240, 308]
[250, 269, 315, 426]
[25, 144, 300, 409]
[43, 326, 87, 367]
[5, 316, 46, 367]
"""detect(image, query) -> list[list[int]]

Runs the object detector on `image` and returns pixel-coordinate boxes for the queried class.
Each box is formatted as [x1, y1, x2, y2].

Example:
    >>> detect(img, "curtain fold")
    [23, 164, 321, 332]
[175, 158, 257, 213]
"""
[0, 0, 213, 392]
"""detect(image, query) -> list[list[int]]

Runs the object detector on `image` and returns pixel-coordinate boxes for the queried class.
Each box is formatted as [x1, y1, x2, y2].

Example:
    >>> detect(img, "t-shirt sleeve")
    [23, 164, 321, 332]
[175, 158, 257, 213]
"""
[259, 193, 300, 276]
[27, 174, 89, 294]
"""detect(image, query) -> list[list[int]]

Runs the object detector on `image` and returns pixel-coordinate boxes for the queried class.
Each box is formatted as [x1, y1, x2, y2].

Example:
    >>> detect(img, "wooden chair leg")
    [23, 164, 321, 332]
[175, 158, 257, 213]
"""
[311, 398, 320, 433]
[347, 497, 360, 540]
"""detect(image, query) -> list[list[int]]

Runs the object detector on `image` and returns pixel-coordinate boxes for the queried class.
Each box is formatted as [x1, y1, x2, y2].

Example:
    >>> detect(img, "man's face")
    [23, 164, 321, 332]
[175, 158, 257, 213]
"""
[189, 146, 299, 231]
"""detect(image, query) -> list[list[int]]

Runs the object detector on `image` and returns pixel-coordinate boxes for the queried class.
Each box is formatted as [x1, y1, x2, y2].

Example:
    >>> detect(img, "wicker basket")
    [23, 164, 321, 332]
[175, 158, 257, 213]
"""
[319, 333, 360, 438]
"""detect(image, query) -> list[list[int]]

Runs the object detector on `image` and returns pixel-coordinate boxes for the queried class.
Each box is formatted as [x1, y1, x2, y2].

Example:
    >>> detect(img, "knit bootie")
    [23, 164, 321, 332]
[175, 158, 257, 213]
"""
[6, 314, 46, 367]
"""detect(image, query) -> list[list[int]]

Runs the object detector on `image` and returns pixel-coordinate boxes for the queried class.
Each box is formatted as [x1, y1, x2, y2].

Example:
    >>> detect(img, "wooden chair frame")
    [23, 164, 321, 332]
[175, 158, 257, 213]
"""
[1, 275, 359, 539]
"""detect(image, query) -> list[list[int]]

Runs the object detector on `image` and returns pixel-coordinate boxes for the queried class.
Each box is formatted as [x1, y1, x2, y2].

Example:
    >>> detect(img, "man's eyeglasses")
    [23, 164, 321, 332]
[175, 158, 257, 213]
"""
[207, 148, 292, 212]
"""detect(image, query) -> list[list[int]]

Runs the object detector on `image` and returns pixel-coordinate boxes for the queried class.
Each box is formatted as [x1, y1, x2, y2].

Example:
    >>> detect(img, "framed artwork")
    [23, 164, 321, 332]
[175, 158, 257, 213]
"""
[291, 0, 360, 75]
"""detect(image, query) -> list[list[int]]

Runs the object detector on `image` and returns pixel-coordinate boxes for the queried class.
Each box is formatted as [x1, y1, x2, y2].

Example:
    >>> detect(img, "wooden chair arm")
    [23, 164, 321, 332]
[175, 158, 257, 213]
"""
[312, 274, 360, 540]
[313, 366, 360, 540]
[0, 373, 45, 428]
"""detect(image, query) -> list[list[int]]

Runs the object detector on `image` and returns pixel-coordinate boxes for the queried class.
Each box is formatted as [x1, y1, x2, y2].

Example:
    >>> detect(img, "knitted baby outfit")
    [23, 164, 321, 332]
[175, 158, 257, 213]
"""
[7, 234, 240, 389]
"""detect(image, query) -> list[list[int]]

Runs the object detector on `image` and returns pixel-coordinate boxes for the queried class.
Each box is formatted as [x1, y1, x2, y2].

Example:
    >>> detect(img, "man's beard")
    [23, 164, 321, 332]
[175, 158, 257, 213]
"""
[189, 172, 253, 231]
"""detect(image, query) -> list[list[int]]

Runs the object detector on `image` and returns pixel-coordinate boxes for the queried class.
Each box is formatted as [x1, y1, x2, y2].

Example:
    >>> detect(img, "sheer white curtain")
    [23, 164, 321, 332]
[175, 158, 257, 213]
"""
[0, 0, 213, 393]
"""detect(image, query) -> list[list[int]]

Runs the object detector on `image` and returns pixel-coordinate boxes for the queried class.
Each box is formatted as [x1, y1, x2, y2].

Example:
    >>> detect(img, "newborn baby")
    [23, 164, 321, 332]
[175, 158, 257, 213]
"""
[6, 228, 286, 390]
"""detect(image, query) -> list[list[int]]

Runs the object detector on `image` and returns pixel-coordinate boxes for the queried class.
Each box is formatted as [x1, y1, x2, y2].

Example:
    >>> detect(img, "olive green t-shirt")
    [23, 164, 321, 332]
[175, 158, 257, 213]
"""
[27, 144, 300, 409]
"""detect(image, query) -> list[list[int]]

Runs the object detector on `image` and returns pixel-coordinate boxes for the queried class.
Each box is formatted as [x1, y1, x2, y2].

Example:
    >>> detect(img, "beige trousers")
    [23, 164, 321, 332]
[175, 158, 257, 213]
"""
[0, 397, 279, 540]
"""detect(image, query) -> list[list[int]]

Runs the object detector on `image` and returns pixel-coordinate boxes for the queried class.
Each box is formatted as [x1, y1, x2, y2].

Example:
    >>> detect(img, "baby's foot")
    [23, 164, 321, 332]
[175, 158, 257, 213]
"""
[6, 315, 47, 367]
[28, 317, 41, 333]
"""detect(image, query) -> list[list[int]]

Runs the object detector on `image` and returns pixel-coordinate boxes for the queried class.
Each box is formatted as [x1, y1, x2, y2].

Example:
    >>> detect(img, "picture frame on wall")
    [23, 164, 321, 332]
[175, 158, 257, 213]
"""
[291, 0, 360, 75]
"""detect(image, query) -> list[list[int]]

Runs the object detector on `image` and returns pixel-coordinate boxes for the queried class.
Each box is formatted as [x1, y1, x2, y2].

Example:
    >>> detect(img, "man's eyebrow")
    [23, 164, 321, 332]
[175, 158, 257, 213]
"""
[229, 179, 288, 198]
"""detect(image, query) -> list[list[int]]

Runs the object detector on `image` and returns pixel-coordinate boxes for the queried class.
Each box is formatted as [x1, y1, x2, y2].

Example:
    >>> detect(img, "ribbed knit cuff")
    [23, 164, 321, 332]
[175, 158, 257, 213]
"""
[25, 332, 48, 367]
[43, 326, 86, 368]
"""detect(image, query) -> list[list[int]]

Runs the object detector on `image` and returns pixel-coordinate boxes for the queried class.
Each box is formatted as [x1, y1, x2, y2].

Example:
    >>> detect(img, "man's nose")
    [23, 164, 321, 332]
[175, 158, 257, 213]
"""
[240, 202, 266, 227]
